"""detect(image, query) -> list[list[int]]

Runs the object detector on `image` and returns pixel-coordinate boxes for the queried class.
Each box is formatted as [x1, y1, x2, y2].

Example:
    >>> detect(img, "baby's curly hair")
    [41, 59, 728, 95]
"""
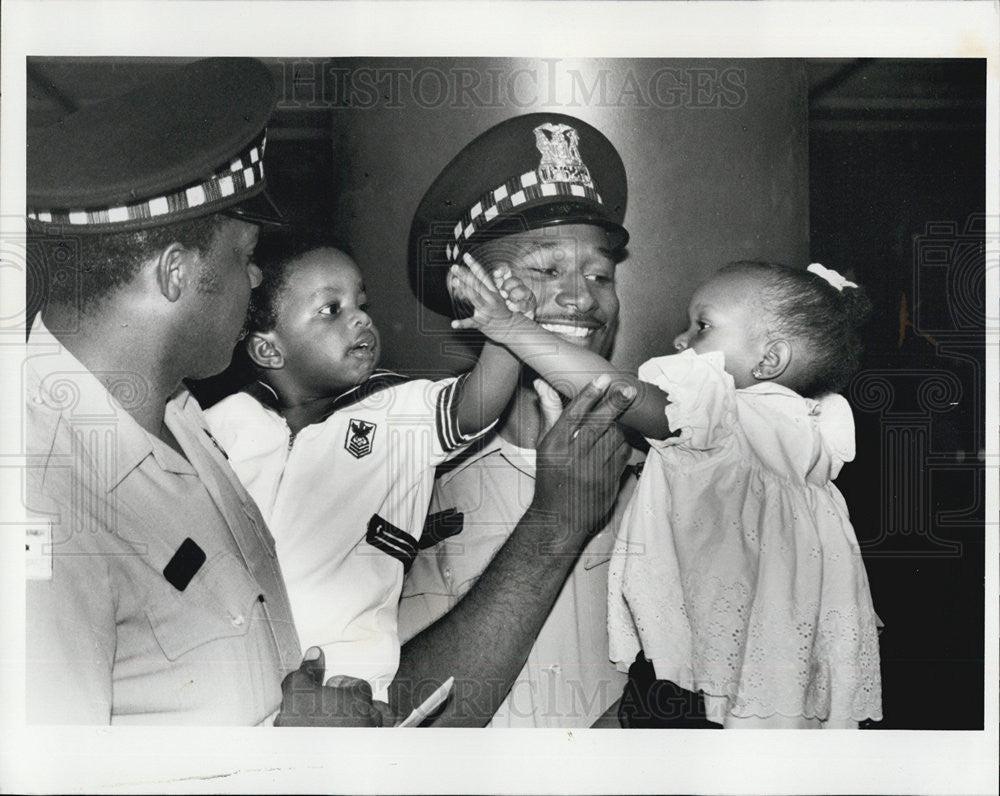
[244, 231, 354, 335]
[719, 260, 872, 397]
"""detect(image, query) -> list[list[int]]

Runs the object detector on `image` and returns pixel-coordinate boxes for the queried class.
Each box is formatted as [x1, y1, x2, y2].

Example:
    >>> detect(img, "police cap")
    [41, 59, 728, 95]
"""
[409, 113, 628, 316]
[27, 57, 285, 233]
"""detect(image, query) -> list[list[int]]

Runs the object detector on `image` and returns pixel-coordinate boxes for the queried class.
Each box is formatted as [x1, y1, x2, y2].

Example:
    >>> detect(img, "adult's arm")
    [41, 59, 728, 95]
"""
[389, 376, 634, 726]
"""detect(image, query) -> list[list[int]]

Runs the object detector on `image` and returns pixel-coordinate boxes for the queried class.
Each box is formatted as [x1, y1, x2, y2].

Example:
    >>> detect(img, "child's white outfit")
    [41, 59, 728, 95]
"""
[608, 350, 882, 726]
[205, 372, 492, 702]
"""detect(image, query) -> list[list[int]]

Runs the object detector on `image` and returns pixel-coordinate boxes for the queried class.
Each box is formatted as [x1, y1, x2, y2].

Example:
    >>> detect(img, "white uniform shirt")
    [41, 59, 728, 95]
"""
[25, 318, 301, 725]
[206, 372, 490, 701]
[398, 433, 633, 727]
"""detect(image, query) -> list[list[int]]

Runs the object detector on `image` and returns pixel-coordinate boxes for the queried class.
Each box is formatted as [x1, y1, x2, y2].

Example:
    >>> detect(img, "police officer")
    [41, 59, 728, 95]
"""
[399, 114, 637, 726]
[24, 57, 377, 725]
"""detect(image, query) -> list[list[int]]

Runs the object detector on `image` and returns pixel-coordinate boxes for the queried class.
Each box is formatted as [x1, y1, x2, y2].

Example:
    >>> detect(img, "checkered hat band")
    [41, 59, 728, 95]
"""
[448, 170, 603, 262]
[28, 134, 267, 227]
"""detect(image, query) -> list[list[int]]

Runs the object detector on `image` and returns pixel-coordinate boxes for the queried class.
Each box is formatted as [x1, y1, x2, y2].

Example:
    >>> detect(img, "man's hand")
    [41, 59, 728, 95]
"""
[392, 375, 635, 726]
[275, 647, 383, 727]
[533, 378, 563, 442]
[529, 374, 635, 540]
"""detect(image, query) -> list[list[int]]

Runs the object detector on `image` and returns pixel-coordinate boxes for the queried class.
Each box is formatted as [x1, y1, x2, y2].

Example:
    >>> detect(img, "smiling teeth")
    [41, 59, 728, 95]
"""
[541, 323, 594, 337]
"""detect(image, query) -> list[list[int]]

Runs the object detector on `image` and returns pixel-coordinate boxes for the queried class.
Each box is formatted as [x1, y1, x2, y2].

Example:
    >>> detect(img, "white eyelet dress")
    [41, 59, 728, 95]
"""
[607, 350, 883, 726]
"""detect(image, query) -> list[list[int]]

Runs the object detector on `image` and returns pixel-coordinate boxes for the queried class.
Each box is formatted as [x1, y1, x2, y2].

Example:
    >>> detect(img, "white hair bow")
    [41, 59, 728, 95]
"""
[807, 263, 858, 292]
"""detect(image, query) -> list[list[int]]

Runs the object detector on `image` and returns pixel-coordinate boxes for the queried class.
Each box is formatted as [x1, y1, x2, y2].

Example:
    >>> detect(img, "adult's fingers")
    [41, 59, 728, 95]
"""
[275, 646, 327, 726]
[325, 674, 374, 693]
[560, 377, 636, 449]
[573, 402, 628, 453]
[325, 675, 380, 727]
[591, 416, 630, 467]
[554, 374, 613, 439]
[612, 434, 631, 470]
[371, 700, 396, 729]
[533, 378, 563, 441]
[299, 646, 326, 687]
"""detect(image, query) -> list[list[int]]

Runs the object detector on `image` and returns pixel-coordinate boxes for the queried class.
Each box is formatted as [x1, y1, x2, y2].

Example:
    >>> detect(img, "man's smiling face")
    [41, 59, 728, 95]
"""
[471, 223, 621, 357]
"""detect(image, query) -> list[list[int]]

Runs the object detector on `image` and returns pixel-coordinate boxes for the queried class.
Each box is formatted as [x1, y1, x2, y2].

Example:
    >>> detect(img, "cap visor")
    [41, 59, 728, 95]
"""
[223, 188, 287, 227]
[544, 215, 629, 252]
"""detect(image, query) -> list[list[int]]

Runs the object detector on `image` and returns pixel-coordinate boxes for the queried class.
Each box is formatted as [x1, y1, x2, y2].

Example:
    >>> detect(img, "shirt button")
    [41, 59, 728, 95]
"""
[231, 614, 245, 627]
[547, 664, 562, 675]
[443, 566, 452, 582]
[31, 395, 44, 405]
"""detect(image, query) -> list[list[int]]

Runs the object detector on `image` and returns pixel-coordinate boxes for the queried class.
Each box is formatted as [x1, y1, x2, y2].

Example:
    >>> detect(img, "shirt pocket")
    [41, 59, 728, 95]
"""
[145, 552, 263, 661]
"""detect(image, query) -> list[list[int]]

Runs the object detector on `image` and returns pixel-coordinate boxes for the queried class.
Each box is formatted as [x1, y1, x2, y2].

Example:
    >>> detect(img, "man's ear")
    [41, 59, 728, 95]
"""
[153, 242, 193, 302]
[755, 339, 792, 381]
[246, 331, 284, 370]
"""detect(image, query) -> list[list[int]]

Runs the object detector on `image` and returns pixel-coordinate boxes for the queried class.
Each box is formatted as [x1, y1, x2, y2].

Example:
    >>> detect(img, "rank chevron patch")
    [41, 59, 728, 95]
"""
[345, 418, 376, 458]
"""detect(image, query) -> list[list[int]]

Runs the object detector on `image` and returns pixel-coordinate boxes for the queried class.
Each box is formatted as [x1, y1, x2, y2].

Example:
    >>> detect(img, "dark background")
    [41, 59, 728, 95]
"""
[808, 59, 986, 730]
[26, 57, 986, 730]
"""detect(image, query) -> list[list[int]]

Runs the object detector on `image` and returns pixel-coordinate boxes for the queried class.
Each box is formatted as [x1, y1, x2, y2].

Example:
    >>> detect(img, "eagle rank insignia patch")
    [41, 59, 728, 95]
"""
[345, 418, 376, 458]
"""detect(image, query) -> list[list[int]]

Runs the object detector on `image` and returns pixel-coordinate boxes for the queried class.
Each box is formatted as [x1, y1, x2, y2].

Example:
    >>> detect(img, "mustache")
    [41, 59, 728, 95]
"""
[535, 314, 604, 326]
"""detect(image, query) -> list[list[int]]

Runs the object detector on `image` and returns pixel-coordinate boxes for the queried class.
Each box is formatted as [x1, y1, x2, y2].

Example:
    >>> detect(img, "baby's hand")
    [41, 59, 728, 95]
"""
[490, 264, 537, 320]
[450, 253, 536, 335]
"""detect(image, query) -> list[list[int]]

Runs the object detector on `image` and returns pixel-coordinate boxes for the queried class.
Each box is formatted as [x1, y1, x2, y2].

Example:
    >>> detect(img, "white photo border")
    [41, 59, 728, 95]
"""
[1, 2, 996, 794]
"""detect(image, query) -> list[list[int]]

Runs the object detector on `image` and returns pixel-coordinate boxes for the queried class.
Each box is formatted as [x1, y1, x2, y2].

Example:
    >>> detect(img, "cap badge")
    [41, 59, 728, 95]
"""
[533, 123, 594, 188]
[443, 120, 608, 266]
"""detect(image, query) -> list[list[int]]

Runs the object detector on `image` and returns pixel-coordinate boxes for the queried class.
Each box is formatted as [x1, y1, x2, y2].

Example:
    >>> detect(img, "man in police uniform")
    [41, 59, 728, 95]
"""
[25, 61, 634, 726]
[400, 114, 637, 727]
[23, 57, 380, 725]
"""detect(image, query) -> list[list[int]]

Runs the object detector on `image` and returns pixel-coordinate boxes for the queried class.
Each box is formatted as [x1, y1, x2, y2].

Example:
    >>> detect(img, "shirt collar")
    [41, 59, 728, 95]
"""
[438, 429, 537, 484]
[242, 370, 410, 417]
[26, 315, 195, 491]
